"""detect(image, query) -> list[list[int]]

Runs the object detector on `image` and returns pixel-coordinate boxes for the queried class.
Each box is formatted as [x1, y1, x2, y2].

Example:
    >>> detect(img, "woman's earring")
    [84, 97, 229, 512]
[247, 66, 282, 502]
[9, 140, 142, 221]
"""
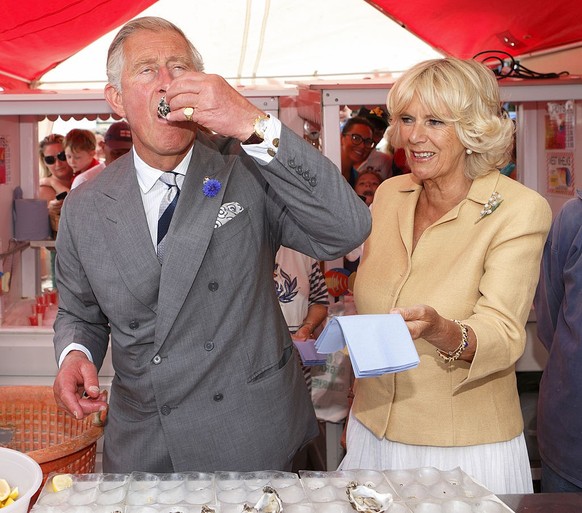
[465, 148, 473, 155]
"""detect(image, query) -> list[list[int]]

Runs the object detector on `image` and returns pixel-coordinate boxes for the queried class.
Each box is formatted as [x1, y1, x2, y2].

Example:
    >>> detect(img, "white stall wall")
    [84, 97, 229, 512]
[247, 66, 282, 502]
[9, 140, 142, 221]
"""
[0, 116, 26, 323]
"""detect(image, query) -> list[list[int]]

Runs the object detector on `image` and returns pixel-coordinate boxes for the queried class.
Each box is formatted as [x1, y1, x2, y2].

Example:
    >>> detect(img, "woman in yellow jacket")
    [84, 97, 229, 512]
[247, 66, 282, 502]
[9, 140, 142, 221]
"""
[341, 57, 552, 495]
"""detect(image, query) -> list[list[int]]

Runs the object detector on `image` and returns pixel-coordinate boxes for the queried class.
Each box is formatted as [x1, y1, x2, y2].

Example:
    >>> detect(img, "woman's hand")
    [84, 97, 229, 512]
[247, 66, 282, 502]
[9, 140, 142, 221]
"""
[390, 304, 444, 340]
[47, 198, 64, 233]
[391, 304, 475, 362]
[292, 323, 315, 342]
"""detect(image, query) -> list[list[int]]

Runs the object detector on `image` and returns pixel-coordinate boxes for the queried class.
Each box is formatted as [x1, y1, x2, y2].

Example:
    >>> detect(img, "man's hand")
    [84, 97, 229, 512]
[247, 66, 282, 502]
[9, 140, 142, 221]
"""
[164, 72, 263, 141]
[53, 350, 108, 420]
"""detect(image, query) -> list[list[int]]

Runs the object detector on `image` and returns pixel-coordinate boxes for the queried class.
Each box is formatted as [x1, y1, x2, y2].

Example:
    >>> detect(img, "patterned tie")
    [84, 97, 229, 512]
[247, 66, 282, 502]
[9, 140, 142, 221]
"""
[157, 172, 180, 263]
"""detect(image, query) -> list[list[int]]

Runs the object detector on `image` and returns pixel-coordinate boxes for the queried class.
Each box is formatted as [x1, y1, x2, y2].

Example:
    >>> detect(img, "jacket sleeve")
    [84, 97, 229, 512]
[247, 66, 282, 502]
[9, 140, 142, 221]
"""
[534, 195, 582, 352]
[459, 190, 552, 390]
[257, 124, 371, 260]
[53, 199, 110, 370]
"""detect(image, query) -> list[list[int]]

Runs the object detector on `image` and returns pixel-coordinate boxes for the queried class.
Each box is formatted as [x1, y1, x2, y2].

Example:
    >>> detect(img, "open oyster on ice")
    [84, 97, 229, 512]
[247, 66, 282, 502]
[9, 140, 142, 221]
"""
[346, 481, 393, 512]
[241, 485, 283, 512]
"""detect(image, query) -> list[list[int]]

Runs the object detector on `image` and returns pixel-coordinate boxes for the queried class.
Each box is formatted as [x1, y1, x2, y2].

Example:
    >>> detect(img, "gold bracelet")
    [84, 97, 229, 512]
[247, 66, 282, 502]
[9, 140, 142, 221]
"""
[436, 320, 469, 363]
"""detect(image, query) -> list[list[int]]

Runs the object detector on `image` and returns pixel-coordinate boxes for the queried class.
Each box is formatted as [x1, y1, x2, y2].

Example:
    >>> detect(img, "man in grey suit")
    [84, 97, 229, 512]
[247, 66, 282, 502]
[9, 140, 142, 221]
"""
[52, 16, 371, 473]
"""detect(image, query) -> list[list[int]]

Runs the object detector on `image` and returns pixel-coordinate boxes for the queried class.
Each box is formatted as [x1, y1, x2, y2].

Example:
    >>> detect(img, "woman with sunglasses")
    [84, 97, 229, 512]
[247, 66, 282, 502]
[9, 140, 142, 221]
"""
[340, 116, 376, 187]
[39, 134, 74, 234]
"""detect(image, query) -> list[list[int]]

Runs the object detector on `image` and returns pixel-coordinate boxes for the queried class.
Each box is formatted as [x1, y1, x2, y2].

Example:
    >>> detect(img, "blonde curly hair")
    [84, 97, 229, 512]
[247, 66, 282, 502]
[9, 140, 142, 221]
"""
[386, 57, 514, 180]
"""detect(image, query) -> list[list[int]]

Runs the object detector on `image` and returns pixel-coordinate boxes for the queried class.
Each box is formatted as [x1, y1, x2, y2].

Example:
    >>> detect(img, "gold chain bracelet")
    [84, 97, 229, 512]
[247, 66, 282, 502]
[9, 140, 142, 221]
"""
[436, 320, 469, 363]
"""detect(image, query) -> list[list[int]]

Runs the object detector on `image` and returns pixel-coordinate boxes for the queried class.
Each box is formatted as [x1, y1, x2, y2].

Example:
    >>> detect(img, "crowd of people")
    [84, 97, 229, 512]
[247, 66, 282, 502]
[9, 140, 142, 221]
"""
[37, 15, 578, 497]
[39, 122, 133, 233]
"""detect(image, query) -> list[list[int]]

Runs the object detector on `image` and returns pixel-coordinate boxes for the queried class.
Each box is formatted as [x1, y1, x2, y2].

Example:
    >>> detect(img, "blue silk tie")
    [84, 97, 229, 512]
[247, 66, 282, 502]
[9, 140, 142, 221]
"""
[157, 172, 180, 263]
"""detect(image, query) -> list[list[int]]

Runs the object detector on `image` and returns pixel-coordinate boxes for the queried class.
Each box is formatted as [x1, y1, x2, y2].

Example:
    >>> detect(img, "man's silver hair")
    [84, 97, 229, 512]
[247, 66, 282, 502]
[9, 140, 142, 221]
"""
[106, 16, 205, 91]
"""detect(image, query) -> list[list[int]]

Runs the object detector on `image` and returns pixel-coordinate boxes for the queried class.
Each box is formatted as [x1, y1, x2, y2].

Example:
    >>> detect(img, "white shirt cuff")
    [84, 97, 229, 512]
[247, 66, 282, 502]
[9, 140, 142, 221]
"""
[58, 343, 94, 367]
[241, 115, 282, 164]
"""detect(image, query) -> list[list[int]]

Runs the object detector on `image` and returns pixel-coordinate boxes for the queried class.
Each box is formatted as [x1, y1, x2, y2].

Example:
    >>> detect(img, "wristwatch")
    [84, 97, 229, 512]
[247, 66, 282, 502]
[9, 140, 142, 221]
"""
[242, 114, 270, 145]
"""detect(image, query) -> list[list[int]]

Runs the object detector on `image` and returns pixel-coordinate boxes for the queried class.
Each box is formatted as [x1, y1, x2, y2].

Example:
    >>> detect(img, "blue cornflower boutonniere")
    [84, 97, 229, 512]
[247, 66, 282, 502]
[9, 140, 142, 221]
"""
[203, 177, 222, 198]
[475, 191, 503, 223]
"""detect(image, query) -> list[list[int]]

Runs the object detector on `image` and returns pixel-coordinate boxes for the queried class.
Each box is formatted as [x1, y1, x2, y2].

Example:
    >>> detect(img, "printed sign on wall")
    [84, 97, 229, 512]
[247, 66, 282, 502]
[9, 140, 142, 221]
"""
[547, 151, 575, 196]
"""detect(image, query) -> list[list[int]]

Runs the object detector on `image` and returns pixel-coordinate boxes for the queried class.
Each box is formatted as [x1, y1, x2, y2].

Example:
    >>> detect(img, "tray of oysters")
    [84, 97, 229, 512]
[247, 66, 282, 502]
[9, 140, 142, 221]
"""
[299, 467, 514, 513]
[30, 467, 514, 513]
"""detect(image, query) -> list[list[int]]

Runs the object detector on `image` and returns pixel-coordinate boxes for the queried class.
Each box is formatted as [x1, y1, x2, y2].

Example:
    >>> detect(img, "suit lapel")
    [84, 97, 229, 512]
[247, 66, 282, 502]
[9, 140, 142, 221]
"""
[155, 133, 237, 348]
[95, 159, 161, 312]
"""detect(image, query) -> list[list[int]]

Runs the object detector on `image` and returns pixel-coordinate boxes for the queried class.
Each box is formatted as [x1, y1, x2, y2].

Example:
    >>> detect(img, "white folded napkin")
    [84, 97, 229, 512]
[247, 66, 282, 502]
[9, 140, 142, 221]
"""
[315, 314, 419, 378]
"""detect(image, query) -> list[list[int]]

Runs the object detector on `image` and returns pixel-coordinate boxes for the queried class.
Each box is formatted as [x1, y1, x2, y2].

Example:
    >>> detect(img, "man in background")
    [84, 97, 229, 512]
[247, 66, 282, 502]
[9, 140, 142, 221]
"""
[535, 190, 582, 492]
[101, 121, 133, 165]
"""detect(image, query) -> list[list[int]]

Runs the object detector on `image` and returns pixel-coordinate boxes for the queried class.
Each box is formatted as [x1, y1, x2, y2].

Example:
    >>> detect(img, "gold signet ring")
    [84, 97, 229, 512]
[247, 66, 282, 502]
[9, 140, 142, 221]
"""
[183, 107, 195, 121]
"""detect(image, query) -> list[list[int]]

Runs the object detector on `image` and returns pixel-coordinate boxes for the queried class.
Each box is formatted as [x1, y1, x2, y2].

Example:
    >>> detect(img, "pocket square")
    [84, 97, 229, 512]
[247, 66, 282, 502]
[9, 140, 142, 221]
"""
[215, 201, 244, 228]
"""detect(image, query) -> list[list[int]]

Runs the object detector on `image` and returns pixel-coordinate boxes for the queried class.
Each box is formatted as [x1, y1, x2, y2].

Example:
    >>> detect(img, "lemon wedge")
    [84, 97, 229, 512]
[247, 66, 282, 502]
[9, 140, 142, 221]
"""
[2, 496, 15, 507]
[51, 474, 73, 492]
[8, 487, 18, 501]
[0, 479, 10, 502]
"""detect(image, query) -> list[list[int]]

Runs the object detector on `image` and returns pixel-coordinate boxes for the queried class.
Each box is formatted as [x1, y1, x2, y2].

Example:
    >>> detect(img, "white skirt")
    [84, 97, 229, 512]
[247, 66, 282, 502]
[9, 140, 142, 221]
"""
[339, 412, 533, 495]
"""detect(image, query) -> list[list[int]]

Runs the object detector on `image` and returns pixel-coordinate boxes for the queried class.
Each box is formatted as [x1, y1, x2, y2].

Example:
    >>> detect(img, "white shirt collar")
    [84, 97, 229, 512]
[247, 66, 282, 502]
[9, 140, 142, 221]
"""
[134, 145, 194, 193]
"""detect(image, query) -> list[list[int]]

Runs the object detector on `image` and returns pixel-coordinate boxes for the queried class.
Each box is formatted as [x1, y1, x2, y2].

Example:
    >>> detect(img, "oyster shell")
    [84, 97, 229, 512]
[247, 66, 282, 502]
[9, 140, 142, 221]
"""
[158, 96, 171, 118]
[346, 481, 393, 513]
[241, 485, 283, 512]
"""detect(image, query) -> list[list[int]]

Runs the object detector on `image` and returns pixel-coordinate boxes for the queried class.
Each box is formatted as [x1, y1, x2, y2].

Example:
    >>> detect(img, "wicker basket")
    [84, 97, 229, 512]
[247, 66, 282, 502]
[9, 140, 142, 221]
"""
[0, 386, 104, 483]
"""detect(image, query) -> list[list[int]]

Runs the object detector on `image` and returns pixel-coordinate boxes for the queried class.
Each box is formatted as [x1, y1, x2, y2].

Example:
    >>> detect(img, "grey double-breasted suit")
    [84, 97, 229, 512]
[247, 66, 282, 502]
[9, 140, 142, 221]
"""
[54, 125, 371, 472]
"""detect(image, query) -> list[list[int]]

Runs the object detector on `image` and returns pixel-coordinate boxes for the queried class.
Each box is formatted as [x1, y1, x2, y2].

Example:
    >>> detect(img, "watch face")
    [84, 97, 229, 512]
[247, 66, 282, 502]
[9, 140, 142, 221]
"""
[255, 116, 270, 138]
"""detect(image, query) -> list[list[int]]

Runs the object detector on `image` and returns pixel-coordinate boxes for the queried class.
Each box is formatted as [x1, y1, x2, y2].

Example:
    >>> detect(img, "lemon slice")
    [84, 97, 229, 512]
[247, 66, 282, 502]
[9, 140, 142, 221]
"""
[51, 474, 73, 492]
[0, 479, 10, 502]
[3, 496, 15, 507]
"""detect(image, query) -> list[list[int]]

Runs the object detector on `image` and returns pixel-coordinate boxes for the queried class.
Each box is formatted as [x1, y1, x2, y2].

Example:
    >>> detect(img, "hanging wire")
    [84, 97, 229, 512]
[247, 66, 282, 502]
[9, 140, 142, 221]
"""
[473, 50, 569, 79]
[237, 0, 253, 79]
[251, 0, 271, 79]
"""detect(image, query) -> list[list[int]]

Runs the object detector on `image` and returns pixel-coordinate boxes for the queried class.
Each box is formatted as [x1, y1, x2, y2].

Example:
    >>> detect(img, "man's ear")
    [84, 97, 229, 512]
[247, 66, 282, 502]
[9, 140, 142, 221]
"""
[105, 84, 126, 118]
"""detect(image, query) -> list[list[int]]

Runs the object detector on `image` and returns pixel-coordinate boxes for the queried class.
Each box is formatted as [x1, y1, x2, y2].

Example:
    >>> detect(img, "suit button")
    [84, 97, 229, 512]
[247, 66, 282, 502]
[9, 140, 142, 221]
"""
[288, 158, 296, 168]
[208, 281, 219, 292]
[302, 170, 310, 180]
[296, 165, 303, 174]
[161, 405, 171, 415]
[129, 320, 139, 330]
[152, 354, 162, 365]
[309, 177, 317, 187]
[213, 393, 224, 402]
[204, 341, 214, 351]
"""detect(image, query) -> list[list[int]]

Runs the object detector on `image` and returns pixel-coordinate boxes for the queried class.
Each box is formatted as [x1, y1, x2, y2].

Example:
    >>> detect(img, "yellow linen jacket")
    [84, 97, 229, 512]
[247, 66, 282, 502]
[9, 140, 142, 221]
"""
[352, 171, 551, 446]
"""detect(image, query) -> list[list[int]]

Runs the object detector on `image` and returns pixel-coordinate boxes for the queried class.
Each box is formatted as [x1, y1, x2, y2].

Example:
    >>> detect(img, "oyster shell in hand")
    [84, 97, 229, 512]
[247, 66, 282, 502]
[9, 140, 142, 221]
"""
[241, 485, 283, 512]
[346, 481, 393, 513]
[158, 96, 171, 118]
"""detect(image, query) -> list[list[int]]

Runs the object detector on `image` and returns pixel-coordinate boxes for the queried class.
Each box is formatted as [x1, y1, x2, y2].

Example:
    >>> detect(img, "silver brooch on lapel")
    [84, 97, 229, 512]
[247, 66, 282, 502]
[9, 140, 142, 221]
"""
[475, 191, 503, 224]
